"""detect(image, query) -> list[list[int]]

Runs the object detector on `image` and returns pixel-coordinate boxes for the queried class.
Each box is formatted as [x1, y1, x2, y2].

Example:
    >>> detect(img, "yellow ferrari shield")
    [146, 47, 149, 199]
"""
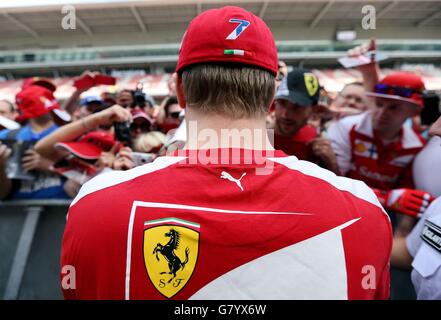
[143, 218, 200, 298]
[304, 73, 319, 97]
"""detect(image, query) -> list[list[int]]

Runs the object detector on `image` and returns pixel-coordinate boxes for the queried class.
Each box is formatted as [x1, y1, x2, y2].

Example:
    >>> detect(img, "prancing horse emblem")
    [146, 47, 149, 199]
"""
[220, 171, 247, 191]
[144, 218, 199, 299]
[153, 229, 189, 283]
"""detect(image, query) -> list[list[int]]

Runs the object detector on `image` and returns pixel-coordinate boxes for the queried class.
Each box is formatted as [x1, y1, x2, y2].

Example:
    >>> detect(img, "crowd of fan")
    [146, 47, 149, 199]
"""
[0, 40, 441, 285]
[0, 71, 183, 199]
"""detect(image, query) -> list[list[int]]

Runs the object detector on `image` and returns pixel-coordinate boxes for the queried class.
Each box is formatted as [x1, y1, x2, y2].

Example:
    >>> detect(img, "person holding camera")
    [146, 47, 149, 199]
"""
[35, 104, 132, 163]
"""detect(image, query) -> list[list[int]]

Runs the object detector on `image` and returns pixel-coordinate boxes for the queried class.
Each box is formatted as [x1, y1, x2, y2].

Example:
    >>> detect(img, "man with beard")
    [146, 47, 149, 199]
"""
[272, 69, 339, 173]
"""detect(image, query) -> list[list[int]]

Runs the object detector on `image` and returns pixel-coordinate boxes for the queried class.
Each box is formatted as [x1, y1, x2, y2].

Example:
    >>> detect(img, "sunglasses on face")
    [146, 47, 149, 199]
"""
[276, 73, 286, 82]
[169, 112, 181, 119]
[374, 84, 422, 98]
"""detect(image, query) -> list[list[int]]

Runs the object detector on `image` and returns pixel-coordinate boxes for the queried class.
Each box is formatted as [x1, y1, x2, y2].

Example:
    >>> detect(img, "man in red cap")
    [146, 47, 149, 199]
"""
[0, 85, 71, 199]
[327, 72, 434, 225]
[61, 6, 391, 300]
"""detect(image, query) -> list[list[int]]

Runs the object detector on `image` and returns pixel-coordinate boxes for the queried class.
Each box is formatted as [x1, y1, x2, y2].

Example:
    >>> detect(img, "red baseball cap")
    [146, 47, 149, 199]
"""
[22, 77, 57, 92]
[15, 85, 61, 121]
[366, 72, 425, 107]
[176, 6, 278, 76]
[55, 131, 116, 160]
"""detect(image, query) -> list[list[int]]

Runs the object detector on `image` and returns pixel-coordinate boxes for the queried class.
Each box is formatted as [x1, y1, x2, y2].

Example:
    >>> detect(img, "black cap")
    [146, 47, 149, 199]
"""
[275, 68, 320, 107]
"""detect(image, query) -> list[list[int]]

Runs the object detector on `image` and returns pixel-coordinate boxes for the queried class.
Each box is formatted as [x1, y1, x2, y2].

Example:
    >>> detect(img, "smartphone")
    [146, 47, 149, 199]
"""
[73, 74, 95, 90]
[338, 51, 387, 68]
[113, 122, 131, 146]
[0, 139, 35, 180]
[131, 152, 155, 166]
[94, 75, 116, 86]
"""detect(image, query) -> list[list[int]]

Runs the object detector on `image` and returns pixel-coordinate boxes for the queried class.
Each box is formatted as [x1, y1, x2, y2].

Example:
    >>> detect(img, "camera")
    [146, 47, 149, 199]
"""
[133, 83, 147, 108]
[113, 122, 131, 146]
[421, 92, 441, 126]
[131, 152, 155, 166]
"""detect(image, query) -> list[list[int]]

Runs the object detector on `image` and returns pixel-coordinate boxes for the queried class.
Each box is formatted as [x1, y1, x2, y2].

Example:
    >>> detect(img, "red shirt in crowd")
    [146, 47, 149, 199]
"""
[328, 112, 426, 191]
[274, 124, 318, 160]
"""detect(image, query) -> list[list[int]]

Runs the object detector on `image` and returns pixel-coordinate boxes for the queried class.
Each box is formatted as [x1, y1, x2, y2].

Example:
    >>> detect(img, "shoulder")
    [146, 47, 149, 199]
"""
[269, 155, 387, 215]
[334, 112, 368, 129]
[70, 155, 186, 208]
[328, 112, 370, 138]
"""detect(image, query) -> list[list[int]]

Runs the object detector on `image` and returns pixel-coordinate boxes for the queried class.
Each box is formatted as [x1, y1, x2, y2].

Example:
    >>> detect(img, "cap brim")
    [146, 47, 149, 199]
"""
[33, 80, 57, 92]
[275, 91, 313, 107]
[55, 142, 102, 160]
[365, 92, 421, 107]
[0, 116, 20, 130]
[133, 114, 152, 123]
[52, 108, 72, 122]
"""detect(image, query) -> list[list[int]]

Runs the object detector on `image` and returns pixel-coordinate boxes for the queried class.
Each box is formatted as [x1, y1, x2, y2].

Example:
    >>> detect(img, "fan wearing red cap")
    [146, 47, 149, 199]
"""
[51, 131, 118, 186]
[62, 6, 391, 300]
[327, 71, 433, 220]
[55, 131, 116, 161]
[0, 85, 71, 200]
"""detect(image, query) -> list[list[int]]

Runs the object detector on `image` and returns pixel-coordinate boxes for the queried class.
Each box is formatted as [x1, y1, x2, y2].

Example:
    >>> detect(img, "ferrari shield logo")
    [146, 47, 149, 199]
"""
[304, 73, 319, 97]
[143, 218, 200, 298]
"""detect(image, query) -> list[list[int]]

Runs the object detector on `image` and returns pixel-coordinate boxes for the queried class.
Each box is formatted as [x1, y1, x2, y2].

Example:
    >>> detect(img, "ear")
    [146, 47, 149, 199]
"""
[176, 74, 187, 109]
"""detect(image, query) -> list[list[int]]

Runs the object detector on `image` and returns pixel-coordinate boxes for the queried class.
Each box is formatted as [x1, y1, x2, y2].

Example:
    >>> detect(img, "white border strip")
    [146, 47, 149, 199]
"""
[144, 218, 200, 229]
[269, 157, 387, 214]
[70, 156, 186, 207]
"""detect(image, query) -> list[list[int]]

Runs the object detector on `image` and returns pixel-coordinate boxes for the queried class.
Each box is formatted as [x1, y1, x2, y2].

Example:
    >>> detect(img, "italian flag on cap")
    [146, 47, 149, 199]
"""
[224, 49, 252, 57]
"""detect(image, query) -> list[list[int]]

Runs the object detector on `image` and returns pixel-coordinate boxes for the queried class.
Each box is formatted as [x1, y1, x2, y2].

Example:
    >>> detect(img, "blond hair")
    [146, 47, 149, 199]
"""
[181, 64, 275, 119]
[133, 131, 166, 153]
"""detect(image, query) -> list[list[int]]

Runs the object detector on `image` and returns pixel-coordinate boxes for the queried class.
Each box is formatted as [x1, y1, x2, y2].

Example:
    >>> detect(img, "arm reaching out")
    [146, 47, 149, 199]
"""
[347, 39, 381, 92]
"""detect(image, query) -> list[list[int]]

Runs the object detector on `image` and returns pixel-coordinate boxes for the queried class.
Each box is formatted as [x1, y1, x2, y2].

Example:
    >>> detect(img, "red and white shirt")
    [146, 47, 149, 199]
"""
[61, 148, 391, 300]
[327, 112, 426, 191]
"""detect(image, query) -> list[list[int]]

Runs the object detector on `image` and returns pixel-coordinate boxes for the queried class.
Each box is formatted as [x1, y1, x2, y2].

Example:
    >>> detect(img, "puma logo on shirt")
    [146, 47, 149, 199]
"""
[220, 171, 247, 191]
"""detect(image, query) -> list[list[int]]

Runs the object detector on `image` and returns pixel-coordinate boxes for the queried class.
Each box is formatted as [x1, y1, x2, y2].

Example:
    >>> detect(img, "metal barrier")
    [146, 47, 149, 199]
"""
[0, 199, 415, 300]
[0, 200, 70, 300]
